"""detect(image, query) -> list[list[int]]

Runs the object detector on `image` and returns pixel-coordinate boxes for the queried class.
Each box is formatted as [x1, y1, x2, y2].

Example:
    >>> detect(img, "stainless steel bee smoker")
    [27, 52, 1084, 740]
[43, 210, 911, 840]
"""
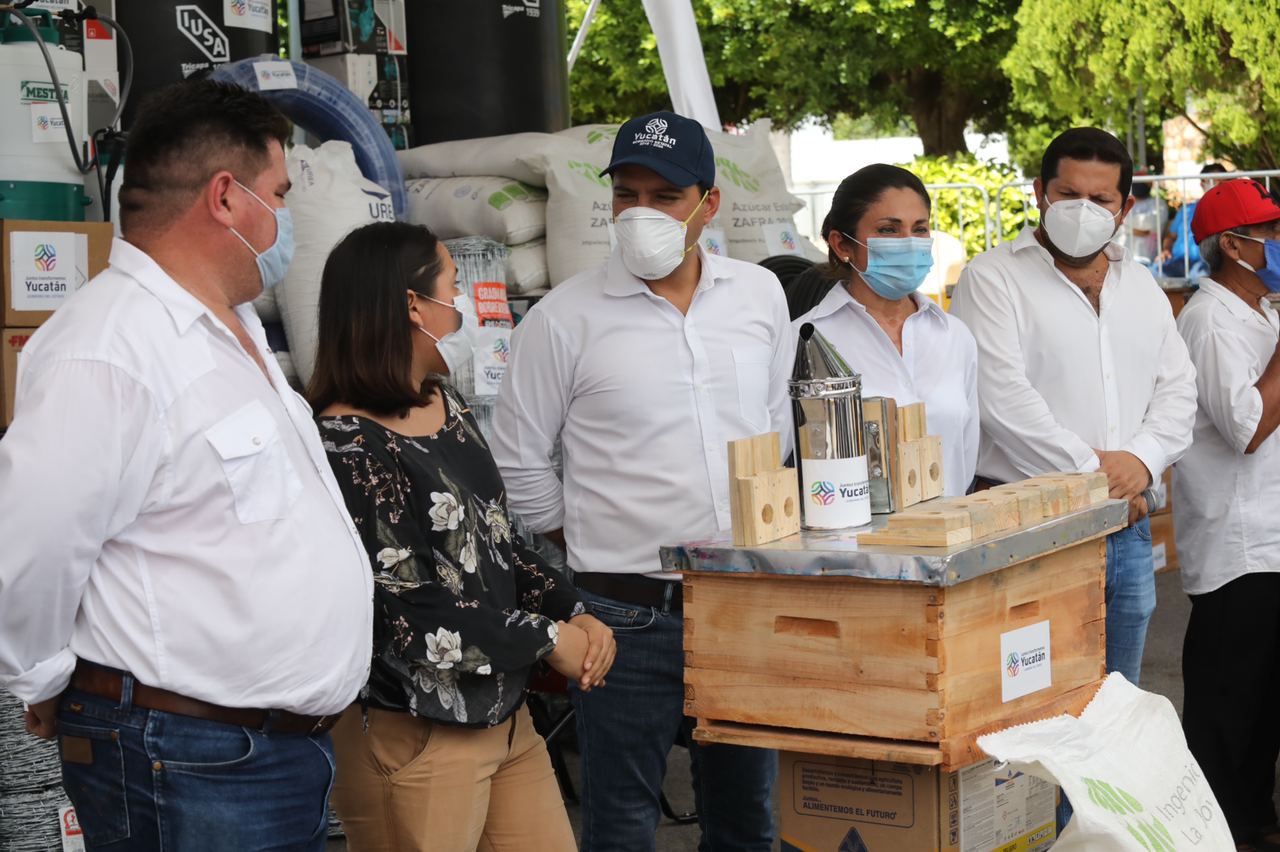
[788, 323, 872, 530]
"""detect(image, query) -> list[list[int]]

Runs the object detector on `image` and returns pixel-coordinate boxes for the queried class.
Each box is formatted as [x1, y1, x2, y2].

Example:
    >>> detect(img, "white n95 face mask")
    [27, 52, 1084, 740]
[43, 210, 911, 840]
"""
[1041, 198, 1120, 259]
[613, 193, 708, 280]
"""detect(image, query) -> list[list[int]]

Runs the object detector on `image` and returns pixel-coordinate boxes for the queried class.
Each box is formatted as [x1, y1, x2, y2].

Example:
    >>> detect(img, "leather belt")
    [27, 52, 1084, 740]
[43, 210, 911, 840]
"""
[69, 661, 340, 736]
[575, 572, 682, 612]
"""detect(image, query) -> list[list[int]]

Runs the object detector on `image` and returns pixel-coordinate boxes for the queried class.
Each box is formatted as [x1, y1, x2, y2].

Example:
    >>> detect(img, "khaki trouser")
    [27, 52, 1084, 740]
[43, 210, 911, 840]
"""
[330, 704, 576, 852]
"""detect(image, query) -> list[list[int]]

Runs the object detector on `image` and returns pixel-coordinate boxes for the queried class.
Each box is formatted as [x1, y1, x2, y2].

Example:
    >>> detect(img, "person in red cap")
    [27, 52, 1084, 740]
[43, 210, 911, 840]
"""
[1175, 177, 1280, 851]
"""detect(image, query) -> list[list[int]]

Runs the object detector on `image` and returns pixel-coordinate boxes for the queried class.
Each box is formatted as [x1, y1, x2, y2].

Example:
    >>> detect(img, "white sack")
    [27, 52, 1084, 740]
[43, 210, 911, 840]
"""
[277, 141, 397, 387]
[252, 285, 280, 323]
[505, 238, 549, 295]
[977, 673, 1233, 851]
[397, 133, 554, 187]
[405, 177, 547, 245]
[519, 132, 616, 285]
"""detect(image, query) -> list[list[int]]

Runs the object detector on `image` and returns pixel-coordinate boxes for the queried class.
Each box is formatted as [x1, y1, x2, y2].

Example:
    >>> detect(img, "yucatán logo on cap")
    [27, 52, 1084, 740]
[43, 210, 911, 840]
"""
[633, 117, 678, 151]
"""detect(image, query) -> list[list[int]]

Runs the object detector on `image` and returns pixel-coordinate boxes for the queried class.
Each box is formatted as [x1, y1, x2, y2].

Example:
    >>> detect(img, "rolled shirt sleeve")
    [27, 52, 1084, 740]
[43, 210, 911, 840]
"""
[0, 357, 161, 704]
[491, 309, 574, 533]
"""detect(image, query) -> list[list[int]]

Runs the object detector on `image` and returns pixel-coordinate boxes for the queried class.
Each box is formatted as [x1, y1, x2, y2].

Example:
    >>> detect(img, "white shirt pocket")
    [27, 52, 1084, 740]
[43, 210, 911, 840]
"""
[205, 400, 303, 524]
[732, 344, 772, 432]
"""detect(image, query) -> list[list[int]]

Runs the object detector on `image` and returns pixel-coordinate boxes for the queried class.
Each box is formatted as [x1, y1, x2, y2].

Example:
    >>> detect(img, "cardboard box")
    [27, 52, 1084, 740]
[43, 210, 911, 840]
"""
[306, 53, 412, 149]
[2, 328, 35, 428]
[1151, 511, 1179, 574]
[301, 0, 407, 56]
[3, 220, 113, 327]
[779, 753, 1057, 852]
[1153, 467, 1174, 516]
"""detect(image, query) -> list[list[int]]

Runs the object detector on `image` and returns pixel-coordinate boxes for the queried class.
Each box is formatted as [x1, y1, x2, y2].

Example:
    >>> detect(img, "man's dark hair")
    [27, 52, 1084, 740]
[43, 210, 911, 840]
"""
[1040, 127, 1133, 198]
[1201, 163, 1228, 175]
[118, 79, 291, 235]
[306, 222, 446, 417]
[819, 163, 931, 274]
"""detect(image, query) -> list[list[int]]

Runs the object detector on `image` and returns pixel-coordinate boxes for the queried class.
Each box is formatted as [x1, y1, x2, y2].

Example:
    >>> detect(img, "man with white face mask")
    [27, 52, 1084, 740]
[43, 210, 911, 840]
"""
[0, 80, 373, 850]
[951, 127, 1196, 691]
[492, 111, 792, 851]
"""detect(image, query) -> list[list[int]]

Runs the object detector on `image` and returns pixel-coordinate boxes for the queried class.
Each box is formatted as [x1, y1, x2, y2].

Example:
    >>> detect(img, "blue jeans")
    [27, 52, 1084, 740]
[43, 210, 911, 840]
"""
[1059, 517, 1156, 830]
[56, 676, 336, 851]
[572, 587, 776, 852]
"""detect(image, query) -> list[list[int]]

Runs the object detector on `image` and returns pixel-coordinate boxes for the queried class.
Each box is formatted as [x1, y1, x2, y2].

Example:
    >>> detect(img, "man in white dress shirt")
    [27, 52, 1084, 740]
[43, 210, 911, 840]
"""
[0, 80, 372, 850]
[492, 111, 792, 851]
[950, 127, 1196, 688]
[1172, 179, 1280, 850]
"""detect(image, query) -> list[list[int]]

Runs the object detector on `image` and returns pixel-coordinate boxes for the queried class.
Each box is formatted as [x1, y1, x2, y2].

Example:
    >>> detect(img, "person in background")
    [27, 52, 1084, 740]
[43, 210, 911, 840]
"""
[1155, 162, 1229, 278]
[307, 221, 614, 852]
[794, 164, 978, 497]
[950, 126, 1196, 688]
[1120, 174, 1167, 265]
[1172, 179, 1280, 852]
[0, 80, 372, 850]
[491, 111, 792, 852]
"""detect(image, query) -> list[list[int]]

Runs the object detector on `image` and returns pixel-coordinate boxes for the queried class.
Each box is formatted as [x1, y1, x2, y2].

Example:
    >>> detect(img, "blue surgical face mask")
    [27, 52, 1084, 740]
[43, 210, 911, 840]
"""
[1229, 232, 1280, 293]
[841, 232, 935, 300]
[228, 180, 295, 291]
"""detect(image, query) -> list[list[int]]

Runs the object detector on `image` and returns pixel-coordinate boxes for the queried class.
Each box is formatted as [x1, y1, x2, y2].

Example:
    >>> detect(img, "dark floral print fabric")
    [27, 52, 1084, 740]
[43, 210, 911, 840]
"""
[317, 386, 583, 728]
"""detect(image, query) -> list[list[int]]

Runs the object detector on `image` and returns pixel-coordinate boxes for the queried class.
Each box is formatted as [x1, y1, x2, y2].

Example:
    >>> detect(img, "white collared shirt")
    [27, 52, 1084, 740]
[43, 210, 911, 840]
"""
[491, 247, 794, 579]
[0, 239, 373, 712]
[1174, 278, 1280, 594]
[949, 227, 1196, 484]
[794, 284, 978, 496]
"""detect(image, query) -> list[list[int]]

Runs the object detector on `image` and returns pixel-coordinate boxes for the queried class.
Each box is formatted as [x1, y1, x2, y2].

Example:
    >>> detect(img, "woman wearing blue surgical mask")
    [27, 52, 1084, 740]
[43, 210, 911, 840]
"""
[792, 164, 978, 496]
[305, 222, 614, 851]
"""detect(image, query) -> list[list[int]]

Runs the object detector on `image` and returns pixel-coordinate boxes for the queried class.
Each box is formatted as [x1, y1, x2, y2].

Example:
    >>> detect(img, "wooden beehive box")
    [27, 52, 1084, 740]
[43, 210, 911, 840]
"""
[679, 485, 1122, 771]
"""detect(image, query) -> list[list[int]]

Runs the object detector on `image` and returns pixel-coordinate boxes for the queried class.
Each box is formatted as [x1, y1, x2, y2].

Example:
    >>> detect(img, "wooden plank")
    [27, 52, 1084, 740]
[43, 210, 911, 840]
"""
[1047, 471, 1109, 505]
[858, 525, 972, 547]
[732, 467, 801, 547]
[940, 679, 1103, 770]
[887, 505, 971, 531]
[685, 667, 940, 742]
[1026, 474, 1090, 510]
[944, 496, 1015, 539]
[694, 718, 944, 766]
[988, 484, 1045, 526]
[896, 438, 923, 508]
[959, 491, 1020, 532]
[684, 573, 937, 688]
[898, 401, 928, 443]
[995, 480, 1071, 518]
[919, 435, 944, 500]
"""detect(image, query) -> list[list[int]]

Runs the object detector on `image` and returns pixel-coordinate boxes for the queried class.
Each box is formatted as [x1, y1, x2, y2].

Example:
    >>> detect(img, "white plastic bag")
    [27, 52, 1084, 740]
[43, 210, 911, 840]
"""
[404, 177, 547, 244]
[277, 141, 397, 386]
[397, 132, 553, 186]
[977, 673, 1234, 851]
[505, 238, 549, 294]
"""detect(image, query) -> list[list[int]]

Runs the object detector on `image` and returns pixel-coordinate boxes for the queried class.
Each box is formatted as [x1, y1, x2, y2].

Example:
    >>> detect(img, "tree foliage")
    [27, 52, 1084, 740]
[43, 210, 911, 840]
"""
[566, 0, 1019, 156]
[1004, 0, 1280, 171]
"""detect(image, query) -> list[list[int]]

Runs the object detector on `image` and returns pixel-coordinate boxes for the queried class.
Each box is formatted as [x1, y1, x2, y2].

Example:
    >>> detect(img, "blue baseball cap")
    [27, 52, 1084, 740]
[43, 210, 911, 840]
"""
[601, 111, 716, 189]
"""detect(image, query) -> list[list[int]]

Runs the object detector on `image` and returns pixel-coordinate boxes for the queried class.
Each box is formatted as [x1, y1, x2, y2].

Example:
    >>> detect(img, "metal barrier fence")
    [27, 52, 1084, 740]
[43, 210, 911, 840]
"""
[792, 181, 995, 257]
[995, 170, 1280, 280]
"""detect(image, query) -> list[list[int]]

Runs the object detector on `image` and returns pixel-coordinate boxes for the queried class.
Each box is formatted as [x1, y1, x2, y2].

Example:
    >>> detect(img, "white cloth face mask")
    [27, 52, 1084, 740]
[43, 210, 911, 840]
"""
[613, 193, 707, 280]
[1041, 198, 1120, 259]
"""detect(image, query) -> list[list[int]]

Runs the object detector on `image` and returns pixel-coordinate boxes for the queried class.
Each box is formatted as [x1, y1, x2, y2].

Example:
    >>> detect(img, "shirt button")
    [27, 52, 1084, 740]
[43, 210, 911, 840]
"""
[252, 436, 263, 446]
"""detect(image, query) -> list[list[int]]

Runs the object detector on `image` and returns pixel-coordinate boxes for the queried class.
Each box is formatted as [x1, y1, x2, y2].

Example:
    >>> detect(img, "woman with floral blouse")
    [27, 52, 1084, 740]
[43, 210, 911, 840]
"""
[306, 221, 615, 851]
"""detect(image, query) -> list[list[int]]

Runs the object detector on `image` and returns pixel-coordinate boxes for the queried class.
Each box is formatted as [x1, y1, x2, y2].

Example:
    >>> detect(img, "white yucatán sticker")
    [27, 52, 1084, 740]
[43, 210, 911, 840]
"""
[1000, 619, 1052, 703]
[1151, 542, 1167, 572]
[800, 455, 871, 529]
[224, 0, 274, 33]
[30, 102, 68, 144]
[471, 326, 512, 397]
[9, 231, 86, 312]
[763, 221, 804, 256]
[700, 226, 728, 257]
[252, 60, 298, 91]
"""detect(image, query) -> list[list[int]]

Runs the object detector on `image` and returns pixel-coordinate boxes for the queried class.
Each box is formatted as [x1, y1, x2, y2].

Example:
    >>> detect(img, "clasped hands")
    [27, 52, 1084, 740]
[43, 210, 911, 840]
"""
[1094, 449, 1152, 525]
[548, 613, 616, 693]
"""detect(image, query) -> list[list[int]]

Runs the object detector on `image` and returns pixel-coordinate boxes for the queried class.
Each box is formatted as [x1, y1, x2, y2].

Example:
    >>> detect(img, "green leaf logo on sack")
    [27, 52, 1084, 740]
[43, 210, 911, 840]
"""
[715, 157, 760, 193]
[1083, 777, 1179, 851]
[487, 183, 543, 212]
[586, 128, 619, 145]
[568, 160, 611, 189]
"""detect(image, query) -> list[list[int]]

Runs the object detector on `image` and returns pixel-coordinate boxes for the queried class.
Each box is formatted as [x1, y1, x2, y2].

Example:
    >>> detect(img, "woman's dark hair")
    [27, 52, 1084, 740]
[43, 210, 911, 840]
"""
[306, 222, 446, 417]
[1040, 127, 1133, 198]
[818, 164, 931, 276]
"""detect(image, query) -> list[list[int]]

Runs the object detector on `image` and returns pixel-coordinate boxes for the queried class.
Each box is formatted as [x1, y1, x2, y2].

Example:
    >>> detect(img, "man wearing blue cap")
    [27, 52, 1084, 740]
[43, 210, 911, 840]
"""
[492, 111, 792, 850]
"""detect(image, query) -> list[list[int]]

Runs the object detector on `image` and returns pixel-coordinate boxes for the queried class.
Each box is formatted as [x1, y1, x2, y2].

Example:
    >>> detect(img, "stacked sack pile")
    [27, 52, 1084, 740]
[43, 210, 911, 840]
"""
[0, 692, 77, 850]
[397, 120, 821, 293]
